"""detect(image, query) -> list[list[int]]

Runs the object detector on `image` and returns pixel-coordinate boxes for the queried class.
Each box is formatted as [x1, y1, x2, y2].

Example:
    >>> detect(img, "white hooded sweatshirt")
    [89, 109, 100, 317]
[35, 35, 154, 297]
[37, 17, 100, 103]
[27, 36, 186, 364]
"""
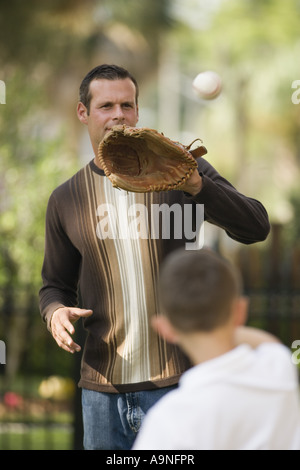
[133, 343, 300, 450]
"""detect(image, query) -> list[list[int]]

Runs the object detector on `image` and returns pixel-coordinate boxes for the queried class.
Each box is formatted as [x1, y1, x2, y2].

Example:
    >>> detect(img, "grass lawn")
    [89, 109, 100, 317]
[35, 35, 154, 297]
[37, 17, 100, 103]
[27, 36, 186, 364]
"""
[0, 424, 73, 450]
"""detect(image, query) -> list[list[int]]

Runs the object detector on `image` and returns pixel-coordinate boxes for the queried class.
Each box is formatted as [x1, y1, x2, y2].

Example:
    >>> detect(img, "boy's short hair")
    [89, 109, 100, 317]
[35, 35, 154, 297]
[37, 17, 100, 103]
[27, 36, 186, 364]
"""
[158, 248, 242, 332]
[79, 64, 139, 114]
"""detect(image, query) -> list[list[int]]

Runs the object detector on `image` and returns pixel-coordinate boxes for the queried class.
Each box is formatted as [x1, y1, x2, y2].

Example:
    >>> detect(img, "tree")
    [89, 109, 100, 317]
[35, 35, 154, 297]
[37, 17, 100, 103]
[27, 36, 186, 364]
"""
[0, 0, 175, 379]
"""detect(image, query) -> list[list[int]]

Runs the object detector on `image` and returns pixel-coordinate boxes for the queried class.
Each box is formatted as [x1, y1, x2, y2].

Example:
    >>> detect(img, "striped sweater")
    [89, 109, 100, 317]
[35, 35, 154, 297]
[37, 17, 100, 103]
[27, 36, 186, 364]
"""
[39, 158, 270, 392]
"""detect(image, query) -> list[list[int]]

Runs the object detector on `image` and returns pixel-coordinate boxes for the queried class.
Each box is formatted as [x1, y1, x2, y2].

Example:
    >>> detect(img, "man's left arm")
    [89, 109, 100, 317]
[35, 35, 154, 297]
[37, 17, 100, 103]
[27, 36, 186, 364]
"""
[180, 158, 270, 245]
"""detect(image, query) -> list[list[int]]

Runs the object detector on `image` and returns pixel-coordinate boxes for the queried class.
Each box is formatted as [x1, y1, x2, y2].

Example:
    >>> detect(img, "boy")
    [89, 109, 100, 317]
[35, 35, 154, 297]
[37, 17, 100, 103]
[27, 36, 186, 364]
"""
[132, 248, 300, 450]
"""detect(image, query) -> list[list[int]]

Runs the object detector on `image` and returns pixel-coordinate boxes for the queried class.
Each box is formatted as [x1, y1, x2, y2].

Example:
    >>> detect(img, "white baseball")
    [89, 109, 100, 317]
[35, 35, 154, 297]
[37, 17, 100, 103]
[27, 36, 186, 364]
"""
[192, 71, 222, 100]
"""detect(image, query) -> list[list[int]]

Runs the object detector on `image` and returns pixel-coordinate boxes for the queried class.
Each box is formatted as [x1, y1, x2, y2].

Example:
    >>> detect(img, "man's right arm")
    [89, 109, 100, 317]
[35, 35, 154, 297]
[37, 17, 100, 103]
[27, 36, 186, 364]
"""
[39, 191, 92, 353]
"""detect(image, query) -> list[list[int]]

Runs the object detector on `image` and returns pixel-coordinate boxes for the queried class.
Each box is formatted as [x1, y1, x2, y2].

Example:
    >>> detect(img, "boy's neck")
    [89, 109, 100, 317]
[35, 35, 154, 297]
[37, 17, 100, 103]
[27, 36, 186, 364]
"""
[179, 328, 235, 366]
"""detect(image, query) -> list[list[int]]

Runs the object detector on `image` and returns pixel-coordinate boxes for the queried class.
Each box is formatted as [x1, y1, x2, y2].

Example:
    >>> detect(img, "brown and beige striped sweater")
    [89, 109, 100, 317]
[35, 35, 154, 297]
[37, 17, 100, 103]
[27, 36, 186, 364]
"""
[39, 158, 270, 393]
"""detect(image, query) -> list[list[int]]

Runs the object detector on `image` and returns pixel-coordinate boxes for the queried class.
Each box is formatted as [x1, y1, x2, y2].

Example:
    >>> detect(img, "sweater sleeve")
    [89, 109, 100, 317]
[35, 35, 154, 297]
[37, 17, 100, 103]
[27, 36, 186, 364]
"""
[39, 190, 81, 330]
[191, 158, 270, 244]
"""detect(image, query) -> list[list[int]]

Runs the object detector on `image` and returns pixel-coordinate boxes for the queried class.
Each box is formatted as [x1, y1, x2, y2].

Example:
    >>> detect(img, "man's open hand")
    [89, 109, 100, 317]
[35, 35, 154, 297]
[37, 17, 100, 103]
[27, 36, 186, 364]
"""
[50, 307, 93, 354]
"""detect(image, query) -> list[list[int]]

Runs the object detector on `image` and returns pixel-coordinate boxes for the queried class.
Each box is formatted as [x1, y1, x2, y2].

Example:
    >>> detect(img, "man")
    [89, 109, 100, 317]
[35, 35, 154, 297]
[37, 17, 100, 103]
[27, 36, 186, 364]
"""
[39, 64, 270, 450]
[132, 248, 300, 450]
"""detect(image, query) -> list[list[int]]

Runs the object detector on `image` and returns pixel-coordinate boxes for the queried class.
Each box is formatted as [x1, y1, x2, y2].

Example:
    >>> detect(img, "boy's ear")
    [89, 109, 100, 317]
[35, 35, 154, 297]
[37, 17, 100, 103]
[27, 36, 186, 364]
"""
[233, 296, 249, 327]
[151, 315, 179, 344]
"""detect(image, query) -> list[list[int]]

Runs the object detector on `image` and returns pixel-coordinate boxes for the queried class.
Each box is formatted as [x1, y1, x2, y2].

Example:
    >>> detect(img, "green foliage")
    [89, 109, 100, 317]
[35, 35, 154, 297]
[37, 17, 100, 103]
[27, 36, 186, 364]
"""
[105, 0, 173, 31]
[167, 0, 300, 226]
[283, 190, 300, 249]
[0, 69, 78, 378]
[0, 72, 77, 291]
[0, 0, 177, 380]
[0, 0, 96, 70]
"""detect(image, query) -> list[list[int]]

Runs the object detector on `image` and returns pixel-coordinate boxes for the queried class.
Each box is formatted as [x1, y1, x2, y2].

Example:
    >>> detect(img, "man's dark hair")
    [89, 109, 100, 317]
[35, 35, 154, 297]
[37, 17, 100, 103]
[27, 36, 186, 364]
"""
[158, 248, 242, 333]
[79, 64, 139, 114]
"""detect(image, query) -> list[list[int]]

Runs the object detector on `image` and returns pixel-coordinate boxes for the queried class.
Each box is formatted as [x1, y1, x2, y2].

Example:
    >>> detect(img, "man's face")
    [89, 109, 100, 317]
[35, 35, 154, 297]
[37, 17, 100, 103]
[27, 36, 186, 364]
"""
[77, 78, 139, 161]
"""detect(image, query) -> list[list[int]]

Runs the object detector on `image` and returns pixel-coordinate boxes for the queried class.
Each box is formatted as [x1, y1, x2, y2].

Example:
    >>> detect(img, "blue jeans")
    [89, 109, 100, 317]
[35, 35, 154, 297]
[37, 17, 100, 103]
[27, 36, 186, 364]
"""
[81, 385, 177, 450]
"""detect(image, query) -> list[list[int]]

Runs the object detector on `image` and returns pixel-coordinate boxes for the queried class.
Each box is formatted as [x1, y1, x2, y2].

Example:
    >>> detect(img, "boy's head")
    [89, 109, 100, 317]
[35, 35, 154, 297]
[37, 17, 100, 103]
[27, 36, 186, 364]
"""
[157, 248, 243, 334]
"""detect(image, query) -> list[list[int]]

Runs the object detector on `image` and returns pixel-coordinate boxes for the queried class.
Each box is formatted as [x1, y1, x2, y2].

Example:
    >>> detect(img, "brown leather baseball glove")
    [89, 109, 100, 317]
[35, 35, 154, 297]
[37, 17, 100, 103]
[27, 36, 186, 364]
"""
[97, 125, 207, 193]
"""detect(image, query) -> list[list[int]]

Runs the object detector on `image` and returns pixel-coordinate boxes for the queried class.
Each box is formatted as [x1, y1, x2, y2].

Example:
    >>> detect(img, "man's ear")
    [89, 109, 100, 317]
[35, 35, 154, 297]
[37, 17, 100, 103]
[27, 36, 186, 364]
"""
[233, 296, 249, 327]
[151, 315, 179, 344]
[77, 102, 88, 125]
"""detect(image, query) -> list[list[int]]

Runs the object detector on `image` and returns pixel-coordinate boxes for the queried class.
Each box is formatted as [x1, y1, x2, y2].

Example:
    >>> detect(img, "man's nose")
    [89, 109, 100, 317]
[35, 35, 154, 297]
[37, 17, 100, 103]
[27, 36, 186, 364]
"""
[112, 105, 125, 121]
